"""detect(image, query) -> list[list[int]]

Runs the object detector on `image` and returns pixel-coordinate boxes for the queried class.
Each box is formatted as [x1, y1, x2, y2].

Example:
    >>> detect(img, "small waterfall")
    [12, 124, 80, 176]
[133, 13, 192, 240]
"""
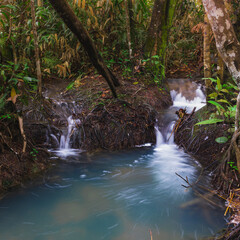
[155, 80, 206, 148]
[59, 116, 81, 150]
[171, 86, 205, 111]
[155, 126, 164, 148]
[53, 116, 82, 158]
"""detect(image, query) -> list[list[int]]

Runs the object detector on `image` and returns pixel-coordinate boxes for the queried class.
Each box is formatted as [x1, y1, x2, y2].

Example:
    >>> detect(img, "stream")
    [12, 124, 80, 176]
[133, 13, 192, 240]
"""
[0, 79, 226, 240]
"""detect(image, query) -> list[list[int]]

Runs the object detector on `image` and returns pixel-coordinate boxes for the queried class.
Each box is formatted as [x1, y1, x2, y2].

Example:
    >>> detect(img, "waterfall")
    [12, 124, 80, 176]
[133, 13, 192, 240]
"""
[53, 116, 82, 158]
[59, 116, 81, 150]
[155, 80, 206, 148]
[155, 126, 164, 148]
[171, 86, 205, 111]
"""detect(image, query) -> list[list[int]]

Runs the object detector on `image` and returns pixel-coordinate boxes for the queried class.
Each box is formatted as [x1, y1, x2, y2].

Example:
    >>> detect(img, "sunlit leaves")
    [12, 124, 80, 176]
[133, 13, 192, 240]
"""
[195, 118, 224, 125]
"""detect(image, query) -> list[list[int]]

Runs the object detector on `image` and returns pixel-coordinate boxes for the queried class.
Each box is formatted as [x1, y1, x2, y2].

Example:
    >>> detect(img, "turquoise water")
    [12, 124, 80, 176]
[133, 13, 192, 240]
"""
[0, 145, 225, 240]
[0, 79, 226, 240]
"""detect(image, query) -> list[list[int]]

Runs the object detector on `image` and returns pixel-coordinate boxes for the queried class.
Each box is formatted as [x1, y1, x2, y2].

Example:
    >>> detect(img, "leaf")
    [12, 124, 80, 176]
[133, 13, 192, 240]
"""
[89, 6, 94, 16]
[217, 99, 230, 105]
[220, 88, 229, 93]
[66, 82, 75, 90]
[216, 77, 222, 91]
[195, 119, 224, 125]
[133, 82, 139, 85]
[215, 137, 228, 144]
[82, 0, 85, 9]
[208, 100, 225, 110]
[23, 76, 38, 82]
[203, 77, 217, 83]
[227, 82, 239, 91]
[208, 92, 218, 98]
[11, 88, 17, 104]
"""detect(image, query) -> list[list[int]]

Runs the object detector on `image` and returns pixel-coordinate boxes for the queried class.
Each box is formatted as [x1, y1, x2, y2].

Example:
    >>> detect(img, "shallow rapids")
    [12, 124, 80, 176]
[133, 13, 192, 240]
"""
[0, 79, 226, 240]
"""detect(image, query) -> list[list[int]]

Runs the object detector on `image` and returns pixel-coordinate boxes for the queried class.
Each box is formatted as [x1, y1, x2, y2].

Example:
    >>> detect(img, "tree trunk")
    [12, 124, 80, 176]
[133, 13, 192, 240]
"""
[125, 0, 133, 59]
[30, 0, 42, 95]
[128, 0, 135, 45]
[217, 52, 225, 83]
[203, 14, 212, 97]
[202, 0, 240, 85]
[143, 0, 164, 58]
[202, 0, 240, 174]
[48, 0, 120, 98]
[156, 0, 178, 82]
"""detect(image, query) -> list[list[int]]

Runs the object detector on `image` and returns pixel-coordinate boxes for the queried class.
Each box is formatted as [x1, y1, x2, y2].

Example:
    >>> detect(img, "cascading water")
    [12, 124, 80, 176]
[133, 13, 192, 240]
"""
[0, 79, 226, 240]
[54, 116, 82, 158]
[155, 79, 206, 148]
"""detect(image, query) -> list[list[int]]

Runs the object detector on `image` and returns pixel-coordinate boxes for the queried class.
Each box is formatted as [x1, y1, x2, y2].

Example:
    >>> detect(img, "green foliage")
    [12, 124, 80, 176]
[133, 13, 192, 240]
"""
[208, 78, 237, 119]
[30, 148, 38, 161]
[142, 55, 165, 85]
[0, 61, 38, 111]
[228, 161, 238, 171]
[195, 118, 224, 125]
[0, 113, 12, 119]
[66, 82, 75, 90]
[196, 77, 238, 127]
[215, 136, 228, 144]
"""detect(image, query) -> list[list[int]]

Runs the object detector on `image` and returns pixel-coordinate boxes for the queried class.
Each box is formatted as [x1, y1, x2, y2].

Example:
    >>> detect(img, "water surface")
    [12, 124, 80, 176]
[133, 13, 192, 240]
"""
[0, 79, 226, 240]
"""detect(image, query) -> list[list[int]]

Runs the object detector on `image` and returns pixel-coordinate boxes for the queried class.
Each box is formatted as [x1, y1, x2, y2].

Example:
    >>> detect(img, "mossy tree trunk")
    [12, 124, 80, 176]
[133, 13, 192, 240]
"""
[144, 0, 165, 58]
[143, 0, 178, 83]
[48, 0, 120, 98]
[156, 0, 178, 83]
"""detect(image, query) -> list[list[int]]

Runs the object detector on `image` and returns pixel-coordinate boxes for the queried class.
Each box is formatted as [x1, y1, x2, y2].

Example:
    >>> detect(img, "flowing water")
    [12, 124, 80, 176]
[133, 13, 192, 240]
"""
[0, 79, 226, 240]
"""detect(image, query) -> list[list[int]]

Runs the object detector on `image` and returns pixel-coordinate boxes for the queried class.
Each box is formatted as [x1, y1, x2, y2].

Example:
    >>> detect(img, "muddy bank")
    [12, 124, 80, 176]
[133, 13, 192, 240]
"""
[0, 74, 172, 192]
[0, 117, 50, 193]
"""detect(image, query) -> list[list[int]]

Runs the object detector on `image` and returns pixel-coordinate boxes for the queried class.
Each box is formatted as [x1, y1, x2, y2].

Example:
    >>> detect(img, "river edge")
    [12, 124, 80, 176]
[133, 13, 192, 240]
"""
[174, 105, 240, 239]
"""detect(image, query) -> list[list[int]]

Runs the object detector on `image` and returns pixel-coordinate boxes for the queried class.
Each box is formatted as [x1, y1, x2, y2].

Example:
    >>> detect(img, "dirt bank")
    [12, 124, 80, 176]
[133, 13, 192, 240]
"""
[174, 105, 240, 239]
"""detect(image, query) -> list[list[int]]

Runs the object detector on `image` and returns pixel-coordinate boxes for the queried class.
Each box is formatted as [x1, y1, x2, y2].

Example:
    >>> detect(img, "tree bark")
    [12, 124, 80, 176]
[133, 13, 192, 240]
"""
[202, 0, 240, 174]
[125, 0, 133, 59]
[127, 0, 135, 45]
[203, 14, 212, 97]
[143, 0, 164, 58]
[48, 0, 120, 98]
[202, 0, 240, 86]
[30, 0, 42, 95]
[156, 0, 178, 82]
[217, 52, 224, 83]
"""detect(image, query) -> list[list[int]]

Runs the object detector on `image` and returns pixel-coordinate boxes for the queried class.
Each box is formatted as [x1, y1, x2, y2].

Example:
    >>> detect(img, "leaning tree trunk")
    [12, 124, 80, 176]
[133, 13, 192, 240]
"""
[202, 0, 240, 174]
[48, 0, 120, 98]
[30, 0, 42, 95]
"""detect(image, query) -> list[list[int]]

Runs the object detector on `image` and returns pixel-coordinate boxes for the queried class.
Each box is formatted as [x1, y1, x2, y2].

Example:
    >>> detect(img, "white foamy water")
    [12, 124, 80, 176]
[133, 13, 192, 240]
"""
[54, 116, 82, 158]
[171, 86, 206, 111]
